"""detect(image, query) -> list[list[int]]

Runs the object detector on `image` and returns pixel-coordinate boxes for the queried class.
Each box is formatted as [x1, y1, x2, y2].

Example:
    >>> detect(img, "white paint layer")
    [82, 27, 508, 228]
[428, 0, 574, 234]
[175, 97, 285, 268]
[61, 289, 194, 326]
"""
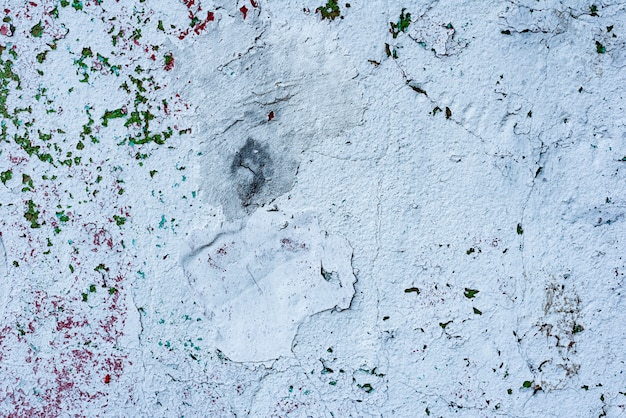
[182, 209, 355, 362]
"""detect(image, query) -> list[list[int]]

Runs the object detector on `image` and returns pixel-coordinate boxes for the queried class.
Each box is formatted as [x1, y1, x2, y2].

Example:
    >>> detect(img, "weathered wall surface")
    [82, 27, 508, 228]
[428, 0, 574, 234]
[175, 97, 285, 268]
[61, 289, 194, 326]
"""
[1, 0, 625, 416]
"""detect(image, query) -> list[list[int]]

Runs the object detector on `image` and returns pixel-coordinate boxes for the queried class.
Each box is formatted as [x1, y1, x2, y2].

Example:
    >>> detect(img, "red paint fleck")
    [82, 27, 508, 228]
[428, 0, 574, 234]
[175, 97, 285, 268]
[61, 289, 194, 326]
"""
[240, 5, 248, 19]
[9, 155, 26, 164]
[56, 317, 88, 332]
[0, 25, 7, 35]
[164, 53, 174, 71]
[280, 237, 307, 251]
[178, 28, 190, 40]
[250, 0, 258, 7]
[193, 12, 214, 34]
[104, 374, 111, 384]
[92, 228, 113, 249]
[268, 111, 274, 121]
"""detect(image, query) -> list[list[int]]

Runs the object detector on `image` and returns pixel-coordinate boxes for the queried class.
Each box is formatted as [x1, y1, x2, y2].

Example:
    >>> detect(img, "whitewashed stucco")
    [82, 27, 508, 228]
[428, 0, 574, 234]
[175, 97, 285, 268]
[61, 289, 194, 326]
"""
[0, 0, 625, 416]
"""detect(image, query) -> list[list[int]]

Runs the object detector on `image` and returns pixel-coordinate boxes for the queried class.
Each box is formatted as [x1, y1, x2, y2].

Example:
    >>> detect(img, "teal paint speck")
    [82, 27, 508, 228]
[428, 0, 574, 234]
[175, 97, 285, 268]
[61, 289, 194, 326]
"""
[159, 215, 166, 228]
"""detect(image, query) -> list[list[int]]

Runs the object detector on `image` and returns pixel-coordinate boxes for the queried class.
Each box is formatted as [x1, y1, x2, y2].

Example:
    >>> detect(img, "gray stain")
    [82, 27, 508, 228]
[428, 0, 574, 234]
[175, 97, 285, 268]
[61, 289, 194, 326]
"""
[230, 138, 273, 208]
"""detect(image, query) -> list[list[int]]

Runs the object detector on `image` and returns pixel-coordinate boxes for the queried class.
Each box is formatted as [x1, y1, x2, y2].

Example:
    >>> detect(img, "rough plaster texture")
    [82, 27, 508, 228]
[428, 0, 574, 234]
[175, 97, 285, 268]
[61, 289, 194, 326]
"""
[0, 0, 625, 417]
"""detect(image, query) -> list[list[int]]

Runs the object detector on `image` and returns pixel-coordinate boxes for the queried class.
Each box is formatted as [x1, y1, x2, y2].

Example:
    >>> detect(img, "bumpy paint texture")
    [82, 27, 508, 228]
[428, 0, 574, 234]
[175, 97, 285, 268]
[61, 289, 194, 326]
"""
[1, 0, 626, 417]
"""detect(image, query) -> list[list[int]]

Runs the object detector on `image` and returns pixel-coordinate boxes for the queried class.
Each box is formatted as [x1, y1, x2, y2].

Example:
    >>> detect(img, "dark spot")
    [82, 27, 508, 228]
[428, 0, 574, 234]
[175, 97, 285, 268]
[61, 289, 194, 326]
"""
[230, 138, 273, 208]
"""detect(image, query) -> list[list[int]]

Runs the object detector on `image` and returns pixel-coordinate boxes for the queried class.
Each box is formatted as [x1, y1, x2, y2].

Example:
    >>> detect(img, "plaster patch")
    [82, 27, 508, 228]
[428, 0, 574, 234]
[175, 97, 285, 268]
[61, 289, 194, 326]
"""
[499, 4, 569, 34]
[176, 16, 364, 219]
[182, 209, 356, 362]
[408, 16, 467, 57]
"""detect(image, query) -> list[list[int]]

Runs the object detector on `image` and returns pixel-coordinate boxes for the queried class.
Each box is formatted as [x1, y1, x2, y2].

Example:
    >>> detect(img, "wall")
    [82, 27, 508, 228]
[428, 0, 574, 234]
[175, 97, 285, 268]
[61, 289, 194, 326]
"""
[0, 0, 625, 416]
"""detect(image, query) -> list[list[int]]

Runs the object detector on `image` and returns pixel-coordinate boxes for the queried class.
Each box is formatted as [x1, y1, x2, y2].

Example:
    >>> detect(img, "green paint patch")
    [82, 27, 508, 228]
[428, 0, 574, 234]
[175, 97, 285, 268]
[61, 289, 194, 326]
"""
[113, 215, 126, 226]
[24, 200, 41, 228]
[517, 223, 524, 235]
[14, 135, 40, 158]
[131, 29, 142, 41]
[36, 51, 48, 63]
[38, 130, 52, 141]
[390, 8, 411, 38]
[102, 108, 126, 126]
[464, 288, 479, 298]
[317, 0, 341, 20]
[596, 41, 606, 53]
[21, 174, 34, 192]
[56, 211, 69, 222]
[30, 21, 44, 37]
[473, 307, 482, 315]
[80, 107, 98, 143]
[0, 170, 11, 185]
[522, 380, 533, 388]
[164, 53, 174, 68]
